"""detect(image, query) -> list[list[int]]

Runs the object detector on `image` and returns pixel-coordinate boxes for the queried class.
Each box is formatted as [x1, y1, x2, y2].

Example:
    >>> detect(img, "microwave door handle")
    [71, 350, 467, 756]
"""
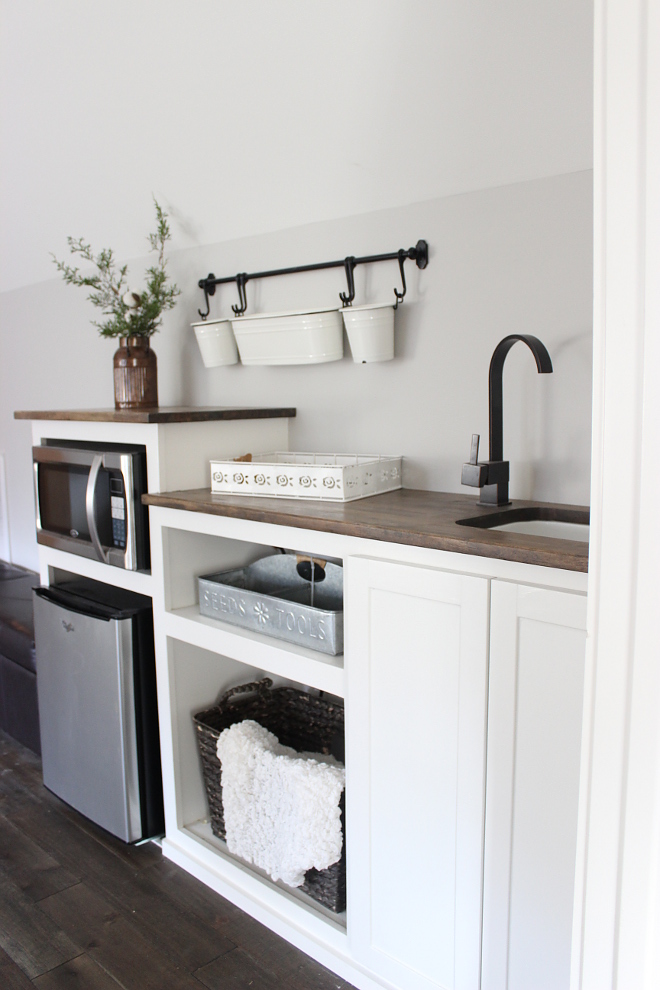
[33, 459, 43, 536]
[118, 454, 138, 571]
[85, 454, 109, 564]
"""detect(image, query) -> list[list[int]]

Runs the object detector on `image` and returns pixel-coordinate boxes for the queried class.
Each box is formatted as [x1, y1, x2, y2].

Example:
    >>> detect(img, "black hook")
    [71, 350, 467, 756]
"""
[339, 256, 356, 307]
[197, 273, 216, 320]
[393, 250, 407, 310]
[232, 273, 249, 317]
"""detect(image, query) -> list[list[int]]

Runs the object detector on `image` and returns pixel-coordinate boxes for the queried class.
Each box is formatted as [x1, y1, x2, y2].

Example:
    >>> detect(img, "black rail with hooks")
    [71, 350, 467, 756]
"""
[197, 240, 429, 319]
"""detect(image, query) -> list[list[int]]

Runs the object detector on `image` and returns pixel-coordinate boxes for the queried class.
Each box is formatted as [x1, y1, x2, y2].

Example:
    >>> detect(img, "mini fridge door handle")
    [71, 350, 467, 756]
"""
[34, 585, 112, 620]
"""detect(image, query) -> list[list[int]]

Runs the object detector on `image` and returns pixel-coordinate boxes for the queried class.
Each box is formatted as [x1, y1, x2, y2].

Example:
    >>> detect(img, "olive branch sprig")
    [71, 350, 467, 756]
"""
[52, 198, 180, 338]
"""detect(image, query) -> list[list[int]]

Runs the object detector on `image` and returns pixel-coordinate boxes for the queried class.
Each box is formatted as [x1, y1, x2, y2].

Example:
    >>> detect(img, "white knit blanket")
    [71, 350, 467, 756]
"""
[216, 719, 345, 887]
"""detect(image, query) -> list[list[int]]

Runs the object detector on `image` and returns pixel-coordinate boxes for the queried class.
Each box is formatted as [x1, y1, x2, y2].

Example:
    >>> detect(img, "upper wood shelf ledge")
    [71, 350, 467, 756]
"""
[14, 406, 296, 424]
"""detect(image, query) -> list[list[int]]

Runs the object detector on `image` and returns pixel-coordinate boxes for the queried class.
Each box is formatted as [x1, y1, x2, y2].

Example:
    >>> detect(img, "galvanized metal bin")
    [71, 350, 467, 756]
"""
[198, 555, 343, 656]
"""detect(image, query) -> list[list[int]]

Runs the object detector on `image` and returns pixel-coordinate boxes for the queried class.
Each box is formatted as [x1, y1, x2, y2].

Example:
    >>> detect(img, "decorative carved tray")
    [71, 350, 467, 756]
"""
[210, 452, 402, 501]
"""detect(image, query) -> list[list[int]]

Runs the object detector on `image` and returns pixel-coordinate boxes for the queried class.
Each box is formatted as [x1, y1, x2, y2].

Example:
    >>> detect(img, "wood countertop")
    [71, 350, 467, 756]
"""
[143, 487, 589, 572]
[14, 406, 296, 424]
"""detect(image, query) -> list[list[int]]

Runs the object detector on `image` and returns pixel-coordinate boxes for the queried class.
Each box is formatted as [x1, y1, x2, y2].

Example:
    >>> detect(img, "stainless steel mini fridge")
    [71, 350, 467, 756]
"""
[33, 579, 164, 842]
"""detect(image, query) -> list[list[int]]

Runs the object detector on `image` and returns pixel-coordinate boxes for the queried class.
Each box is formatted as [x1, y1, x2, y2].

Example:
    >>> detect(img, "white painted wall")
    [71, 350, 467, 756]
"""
[0, 454, 10, 561]
[0, 1, 593, 569]
[0, 0, 592, 293]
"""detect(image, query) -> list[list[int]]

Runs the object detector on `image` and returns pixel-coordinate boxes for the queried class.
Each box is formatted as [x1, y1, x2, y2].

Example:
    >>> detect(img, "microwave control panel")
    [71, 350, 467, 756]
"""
[109, 476, 126, 549]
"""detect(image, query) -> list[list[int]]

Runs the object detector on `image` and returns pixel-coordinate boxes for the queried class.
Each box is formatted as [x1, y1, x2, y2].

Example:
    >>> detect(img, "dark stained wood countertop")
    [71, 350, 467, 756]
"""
[14, 406, 296, 424]
[143, 487, 589, 572]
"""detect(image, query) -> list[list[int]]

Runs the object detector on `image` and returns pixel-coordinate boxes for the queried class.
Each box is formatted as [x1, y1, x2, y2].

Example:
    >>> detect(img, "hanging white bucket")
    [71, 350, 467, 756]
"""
[192, 319, 239, 367]
[232, 308, 343, 365]
[340, 303, 395, 363]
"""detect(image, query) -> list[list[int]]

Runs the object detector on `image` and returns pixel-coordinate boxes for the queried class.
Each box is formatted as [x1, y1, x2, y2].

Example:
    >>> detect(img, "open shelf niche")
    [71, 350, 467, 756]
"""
[167, 636, 346, 929]
[161, 526, 344, 696]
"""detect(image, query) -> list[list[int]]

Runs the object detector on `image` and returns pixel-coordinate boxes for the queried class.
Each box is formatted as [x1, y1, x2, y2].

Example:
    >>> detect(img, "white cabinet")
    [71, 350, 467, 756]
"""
[481, 581, 587, 990]
[143, 497, 588, 990]
[345, 557, 490, 990]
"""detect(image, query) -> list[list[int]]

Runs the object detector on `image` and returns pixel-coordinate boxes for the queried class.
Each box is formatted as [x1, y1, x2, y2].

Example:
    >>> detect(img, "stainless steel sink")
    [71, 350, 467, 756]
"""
[486, 519, 589, 541]
[456, 506, 590, 542]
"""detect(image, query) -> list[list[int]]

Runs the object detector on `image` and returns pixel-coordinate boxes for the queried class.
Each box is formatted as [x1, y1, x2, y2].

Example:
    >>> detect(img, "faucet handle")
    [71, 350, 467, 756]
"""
[461, 434, 488, 488]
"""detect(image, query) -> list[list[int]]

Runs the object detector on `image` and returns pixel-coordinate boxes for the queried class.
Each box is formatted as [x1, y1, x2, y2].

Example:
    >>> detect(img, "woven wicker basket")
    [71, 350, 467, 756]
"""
[193, 677, 346, 913]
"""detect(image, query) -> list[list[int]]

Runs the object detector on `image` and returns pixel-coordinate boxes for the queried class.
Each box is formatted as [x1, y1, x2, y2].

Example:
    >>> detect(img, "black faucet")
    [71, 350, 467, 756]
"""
[461, 334, 553, 505]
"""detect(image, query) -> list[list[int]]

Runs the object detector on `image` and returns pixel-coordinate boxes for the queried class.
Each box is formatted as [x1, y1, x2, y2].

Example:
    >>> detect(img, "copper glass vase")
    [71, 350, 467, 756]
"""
[113, 336, 158, 410]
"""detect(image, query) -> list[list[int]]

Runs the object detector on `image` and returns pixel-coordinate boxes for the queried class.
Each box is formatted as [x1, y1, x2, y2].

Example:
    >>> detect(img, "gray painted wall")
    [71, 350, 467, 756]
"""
[1, 170, 592, 570]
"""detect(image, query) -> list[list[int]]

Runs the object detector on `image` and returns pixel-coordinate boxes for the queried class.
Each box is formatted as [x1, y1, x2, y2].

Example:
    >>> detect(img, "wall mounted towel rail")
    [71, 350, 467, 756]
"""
[197, 240, 428, 319]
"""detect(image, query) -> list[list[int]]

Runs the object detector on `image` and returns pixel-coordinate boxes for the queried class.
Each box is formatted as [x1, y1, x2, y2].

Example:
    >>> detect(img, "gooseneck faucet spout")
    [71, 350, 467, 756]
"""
[462, 334, 553, 505]
[489, 334, 553, 463]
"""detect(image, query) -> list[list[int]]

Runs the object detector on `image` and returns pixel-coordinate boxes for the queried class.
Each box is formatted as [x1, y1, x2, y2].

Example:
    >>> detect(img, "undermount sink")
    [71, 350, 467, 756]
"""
[486, 519, 589, 541]
[456, 506, 590, 542]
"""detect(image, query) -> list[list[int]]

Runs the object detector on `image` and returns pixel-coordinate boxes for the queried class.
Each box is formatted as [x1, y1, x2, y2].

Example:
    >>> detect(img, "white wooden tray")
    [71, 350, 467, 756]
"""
[210, 452, 402, 501]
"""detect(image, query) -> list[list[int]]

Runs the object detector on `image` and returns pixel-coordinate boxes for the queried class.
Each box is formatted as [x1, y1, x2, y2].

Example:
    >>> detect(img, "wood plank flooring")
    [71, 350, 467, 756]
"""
[0, 732, 353, 989]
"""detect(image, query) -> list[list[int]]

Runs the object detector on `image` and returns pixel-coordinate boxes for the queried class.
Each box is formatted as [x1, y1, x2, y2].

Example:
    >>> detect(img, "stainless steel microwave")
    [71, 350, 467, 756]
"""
[33, 442, 150, 571]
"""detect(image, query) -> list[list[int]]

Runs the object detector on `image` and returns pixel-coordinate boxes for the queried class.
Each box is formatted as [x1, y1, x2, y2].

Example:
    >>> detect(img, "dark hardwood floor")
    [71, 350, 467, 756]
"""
[0, 731, 354, 989]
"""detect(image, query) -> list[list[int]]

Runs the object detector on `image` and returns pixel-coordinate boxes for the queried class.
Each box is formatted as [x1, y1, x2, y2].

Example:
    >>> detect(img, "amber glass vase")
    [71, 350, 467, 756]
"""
[113, 336, 158, 410]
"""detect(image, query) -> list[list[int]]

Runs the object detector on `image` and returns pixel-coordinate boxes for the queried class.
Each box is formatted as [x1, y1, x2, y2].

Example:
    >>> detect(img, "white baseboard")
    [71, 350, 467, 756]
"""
[0, 453, 10, 561]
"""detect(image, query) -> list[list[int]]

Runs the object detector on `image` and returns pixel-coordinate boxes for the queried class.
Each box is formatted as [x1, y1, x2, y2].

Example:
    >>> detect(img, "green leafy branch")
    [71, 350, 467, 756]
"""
[51, 198, 180, 338]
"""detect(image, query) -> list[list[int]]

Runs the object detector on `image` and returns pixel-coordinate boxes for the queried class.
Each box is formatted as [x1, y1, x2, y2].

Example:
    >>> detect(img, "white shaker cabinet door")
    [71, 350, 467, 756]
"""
[344, 557, 490, 990]
[481, 581, 587, 990]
